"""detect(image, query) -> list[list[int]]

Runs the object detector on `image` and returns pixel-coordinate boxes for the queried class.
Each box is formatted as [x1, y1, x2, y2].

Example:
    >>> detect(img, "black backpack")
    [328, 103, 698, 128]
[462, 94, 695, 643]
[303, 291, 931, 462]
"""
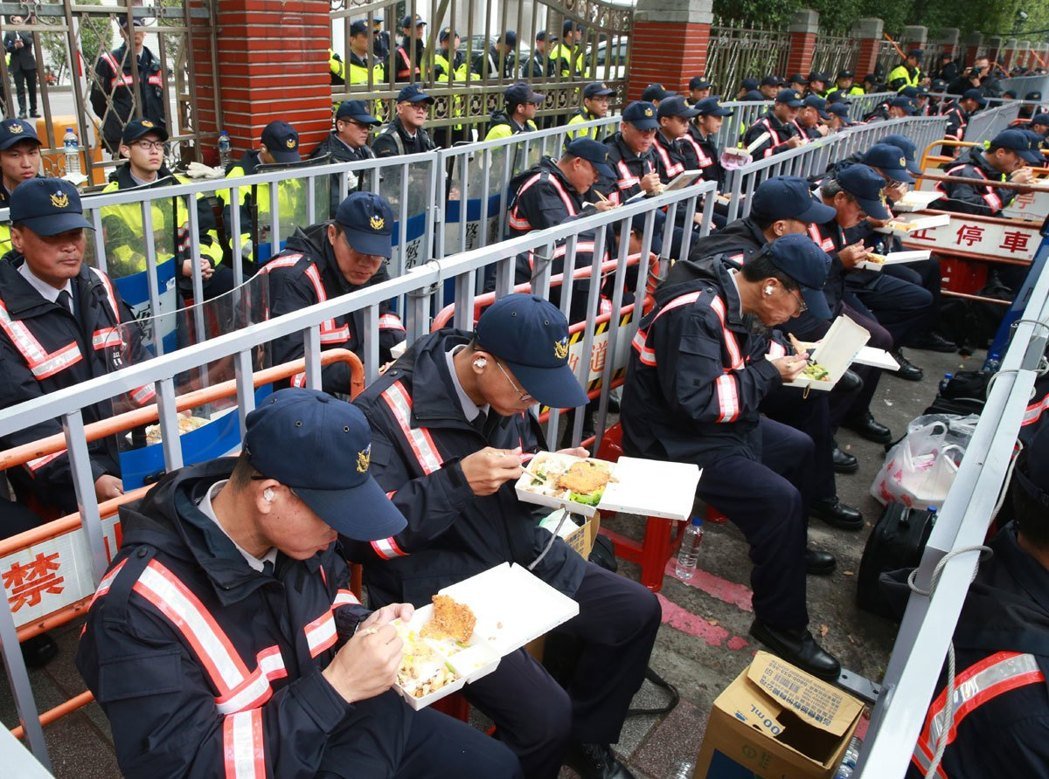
[924, 370, 991, 417]
[857, 503, 936, 620]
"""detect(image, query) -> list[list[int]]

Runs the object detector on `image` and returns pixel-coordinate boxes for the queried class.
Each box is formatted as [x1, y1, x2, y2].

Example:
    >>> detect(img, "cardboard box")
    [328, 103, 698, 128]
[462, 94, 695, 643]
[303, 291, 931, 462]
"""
[695, 652, 863, 779]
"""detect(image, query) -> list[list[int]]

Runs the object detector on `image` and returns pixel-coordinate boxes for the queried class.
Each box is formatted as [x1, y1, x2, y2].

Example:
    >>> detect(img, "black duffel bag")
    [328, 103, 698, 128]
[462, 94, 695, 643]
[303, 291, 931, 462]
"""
[857, 502, 936, 620]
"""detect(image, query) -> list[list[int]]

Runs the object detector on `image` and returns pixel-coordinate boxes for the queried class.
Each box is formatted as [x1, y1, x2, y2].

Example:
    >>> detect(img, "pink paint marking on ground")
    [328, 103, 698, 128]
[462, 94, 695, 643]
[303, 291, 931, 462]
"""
[656, 593, 750, 650]
[664, 560, 754, 612]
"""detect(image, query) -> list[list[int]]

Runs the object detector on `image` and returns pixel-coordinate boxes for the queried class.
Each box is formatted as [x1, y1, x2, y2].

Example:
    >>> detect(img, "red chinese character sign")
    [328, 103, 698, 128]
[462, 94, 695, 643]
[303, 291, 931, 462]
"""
[3, 552, 64, 612]
[902, 214, 1040, 262]
[0, 514, 122, 628]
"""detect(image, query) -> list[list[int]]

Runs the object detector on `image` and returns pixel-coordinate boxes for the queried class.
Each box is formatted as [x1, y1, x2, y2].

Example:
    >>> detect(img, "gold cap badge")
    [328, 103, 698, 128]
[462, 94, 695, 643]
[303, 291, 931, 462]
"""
[141, 120, 154, 128]
[643, 107, 653, 117]
[554, 337, 569, 360]
[369, 214, 385, 231]
[900, 157, 906, 167]
[356, 444, 371, 473]
[8, 123, 23, 134]
[50, 192, 69, 209]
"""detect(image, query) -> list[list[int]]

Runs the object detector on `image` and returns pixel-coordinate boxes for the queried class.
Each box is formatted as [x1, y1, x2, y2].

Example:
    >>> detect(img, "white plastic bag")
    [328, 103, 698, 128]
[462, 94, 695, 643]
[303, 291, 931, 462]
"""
[870, 415, 979, 510]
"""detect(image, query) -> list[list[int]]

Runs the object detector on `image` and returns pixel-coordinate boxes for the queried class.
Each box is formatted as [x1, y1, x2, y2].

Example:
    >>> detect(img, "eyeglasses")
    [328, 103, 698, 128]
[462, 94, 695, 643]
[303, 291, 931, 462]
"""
[131, 140, 165, 152]
[790, 287, 808, 314]
[495, 359, 534, 403]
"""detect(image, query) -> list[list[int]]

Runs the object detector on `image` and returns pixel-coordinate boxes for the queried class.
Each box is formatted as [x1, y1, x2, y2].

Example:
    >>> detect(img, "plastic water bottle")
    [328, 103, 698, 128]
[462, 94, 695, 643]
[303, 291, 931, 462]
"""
[674, 517, 703, 581]
[927, 505, 938, 526]
[218, 131, 232, 169]
[667, 759, 694, 778]
[834, 736, 862, 778]
[63, 128, 81, 176]
[938, 372, 954, 395]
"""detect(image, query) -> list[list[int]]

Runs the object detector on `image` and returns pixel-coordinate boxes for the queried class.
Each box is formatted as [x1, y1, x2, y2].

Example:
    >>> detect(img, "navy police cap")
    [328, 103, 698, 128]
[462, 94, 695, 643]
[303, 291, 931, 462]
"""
[990, 128, 1044, 165]
[396, 84, 434, 104]
[803, 95, 830, 119]
[336, 100, 381, 124]
[122, 117, 168, 145]
[564, 137, 615, 179]
[881, 133, 922, 174]
[751, 175, 836, 225]
[694, 97, 733, 117]
[763, 234, 833, 320]
[622, 100, 659, 130]
[260, 120, 300, 163]
[657, 95, 700, 119]
[836, 164, 890, 220]
[10, 177, 92, 236]
[335, 191, 394, 258]
[244, 388, 407, 542]
[862, 143, 915, 184]
[776, 88, 805, 107]
[0, 118, 40, 151]
[475, 294, 588, 409]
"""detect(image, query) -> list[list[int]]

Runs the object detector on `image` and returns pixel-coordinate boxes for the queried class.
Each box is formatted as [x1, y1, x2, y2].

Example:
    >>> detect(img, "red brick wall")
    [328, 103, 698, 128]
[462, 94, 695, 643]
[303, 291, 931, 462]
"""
[854, 39, 881, 80]
[190, 0, 331, 166]
[786, 32, 817, 78]
[626, 21, 711, 101]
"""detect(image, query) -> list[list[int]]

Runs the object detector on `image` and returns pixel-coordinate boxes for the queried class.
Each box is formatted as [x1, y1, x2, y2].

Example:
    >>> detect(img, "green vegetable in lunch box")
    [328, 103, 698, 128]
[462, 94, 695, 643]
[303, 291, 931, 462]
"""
[569, 490, 604, 507]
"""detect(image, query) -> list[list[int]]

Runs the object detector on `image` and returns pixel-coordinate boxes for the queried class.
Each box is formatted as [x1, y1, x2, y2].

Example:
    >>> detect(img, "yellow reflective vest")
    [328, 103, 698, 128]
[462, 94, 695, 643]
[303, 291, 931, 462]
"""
[98, 168, 224, 280]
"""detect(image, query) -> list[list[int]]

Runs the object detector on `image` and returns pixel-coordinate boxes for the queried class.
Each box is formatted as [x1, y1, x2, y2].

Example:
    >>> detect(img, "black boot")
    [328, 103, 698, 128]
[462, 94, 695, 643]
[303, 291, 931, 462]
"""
[564, 742, 636, 779]
[749, 620, 841, 680]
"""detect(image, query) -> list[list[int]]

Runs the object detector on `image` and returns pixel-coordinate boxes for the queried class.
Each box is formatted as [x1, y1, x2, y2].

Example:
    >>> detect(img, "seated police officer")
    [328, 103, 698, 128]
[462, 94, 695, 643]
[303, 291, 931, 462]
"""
[907, 423, 1049, 778]
[372, 85, 437, 158]
[218, 120, 307, 267]
[743, 89, 805, 159]
[597, 100, 661, 206]
[264, 192, 404, 391]
[484, 82, 544, 142]
[76, 387, 522, 778]
[0, 178, 154, 517]
[310, 100, 381, 217]
[622, 234, 841, 679]
[97, 118, 232, 301]
[349, 294, 660, 779]
[567, 82, 615, 141]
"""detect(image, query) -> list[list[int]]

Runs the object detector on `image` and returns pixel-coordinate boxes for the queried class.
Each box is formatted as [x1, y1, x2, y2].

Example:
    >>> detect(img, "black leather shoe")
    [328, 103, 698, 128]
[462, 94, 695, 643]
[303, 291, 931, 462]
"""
[811, 497, 864, 530]
[836, 368, 864, 393]
[832, 446, 859, 474]
[843, 412, 892, 444]
[564, 742, 636, 779]
[890, 348, 924, 382]
[21, 633, 57, 669]
[750, 620, 841, 681]
[805, 548, 836, 575]
[906, 331, 957, 353]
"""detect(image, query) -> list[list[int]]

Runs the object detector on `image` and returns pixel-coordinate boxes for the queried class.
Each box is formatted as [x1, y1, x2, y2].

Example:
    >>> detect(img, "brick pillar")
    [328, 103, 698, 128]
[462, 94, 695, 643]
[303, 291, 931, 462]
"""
[936, 28, 959, 58]
[1002, 38, 1018, 69]
[964, 33, 983, 67]
[986, 36, 1003, 65]
[627, 0, 713, 101]
[190, 0, 331, 166]
[786, 9, 819, 78]
[851, 18, 884, 79]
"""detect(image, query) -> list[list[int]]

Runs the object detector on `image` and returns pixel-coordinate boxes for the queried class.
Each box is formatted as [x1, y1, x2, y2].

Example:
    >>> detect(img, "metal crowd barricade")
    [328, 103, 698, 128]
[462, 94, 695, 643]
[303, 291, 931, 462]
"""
[720, 115, 950, 222]
[857, 235, 1049, 777]
[434, 114, 620, 258]
[0, 184, 708, 767]
[962, 101, 1022, 143]
[847, 91, 895, 120]
[715, 100, 771, 150]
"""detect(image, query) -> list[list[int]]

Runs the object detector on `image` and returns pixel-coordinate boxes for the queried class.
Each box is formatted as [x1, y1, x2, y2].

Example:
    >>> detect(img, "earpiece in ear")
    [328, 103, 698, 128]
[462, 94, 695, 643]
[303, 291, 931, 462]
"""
[764, 286, 774, 296]
[473, 357, 488, 369]
[264, 488, 275, 502]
